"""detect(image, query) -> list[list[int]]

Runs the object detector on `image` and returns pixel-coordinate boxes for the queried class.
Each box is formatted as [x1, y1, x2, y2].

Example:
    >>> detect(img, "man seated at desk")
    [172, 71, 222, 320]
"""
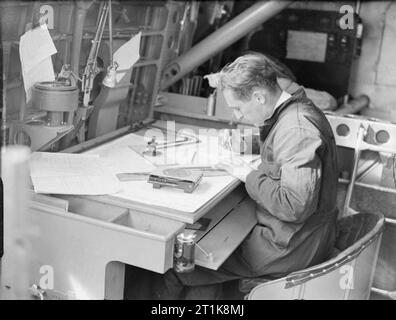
[156, 52, 339, 299]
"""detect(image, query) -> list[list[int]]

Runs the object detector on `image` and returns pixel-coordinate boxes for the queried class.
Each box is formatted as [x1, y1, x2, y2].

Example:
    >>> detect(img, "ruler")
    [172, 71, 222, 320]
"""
[116, 166, 228, 182]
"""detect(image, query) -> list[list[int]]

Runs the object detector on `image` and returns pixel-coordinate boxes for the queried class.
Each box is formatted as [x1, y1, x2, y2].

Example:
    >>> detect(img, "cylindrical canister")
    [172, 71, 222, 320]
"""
[206, 90, 216, 116]
[31, 81, 79, 126]
[174, 231, 197, 273]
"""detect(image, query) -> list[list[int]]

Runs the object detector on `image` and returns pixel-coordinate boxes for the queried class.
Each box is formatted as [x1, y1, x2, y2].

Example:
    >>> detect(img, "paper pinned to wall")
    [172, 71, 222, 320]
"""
[114, 32, 141, 82]
[19, 24, 57, 102]
[286, 30, 327, 63]
[29, 152, 121, 195]
[19, 24, 57, 72]
[21, 56, 56, 102]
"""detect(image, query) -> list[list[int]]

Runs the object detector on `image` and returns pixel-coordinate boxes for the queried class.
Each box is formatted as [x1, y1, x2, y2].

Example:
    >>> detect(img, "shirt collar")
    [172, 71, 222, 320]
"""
[261, 90, 292, 123]
[259, 89, 301, 142]
[274, 90, 292, 111]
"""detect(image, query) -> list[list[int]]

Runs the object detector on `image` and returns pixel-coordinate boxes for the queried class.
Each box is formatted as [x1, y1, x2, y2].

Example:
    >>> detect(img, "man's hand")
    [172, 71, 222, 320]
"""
[204, 73, 220, 88]
[219, 129, 254, 154]
[214, 157, 254, 182]
[219, 129, 233, 151]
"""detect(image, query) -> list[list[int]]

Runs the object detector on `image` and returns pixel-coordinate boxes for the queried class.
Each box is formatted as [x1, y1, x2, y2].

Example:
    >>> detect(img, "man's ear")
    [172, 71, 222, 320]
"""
[252, 90, 266, 105]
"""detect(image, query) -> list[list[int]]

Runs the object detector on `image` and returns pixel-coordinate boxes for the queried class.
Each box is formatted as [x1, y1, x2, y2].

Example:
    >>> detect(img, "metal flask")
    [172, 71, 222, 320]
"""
[206, 90, 216, 116]
[174, 231, 197, 273]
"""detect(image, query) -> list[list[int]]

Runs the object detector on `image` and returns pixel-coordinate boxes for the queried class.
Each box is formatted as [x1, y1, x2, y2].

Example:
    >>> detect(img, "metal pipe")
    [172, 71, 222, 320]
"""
[385, 217, 396, 226]
[70, 1, 94, 75]
[343, 125, 367, 216]
[371, 287, 396, 300]
[335, 94, 370, 116]
[340, 177, 396, 194]
[160, 0, 293, 90]
[108, 0, 113, 66]
[355, 0, 361, 15]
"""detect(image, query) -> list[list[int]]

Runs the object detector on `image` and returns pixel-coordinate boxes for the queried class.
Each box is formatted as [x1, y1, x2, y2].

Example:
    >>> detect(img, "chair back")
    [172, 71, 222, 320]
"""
[246, 212, 385, 300]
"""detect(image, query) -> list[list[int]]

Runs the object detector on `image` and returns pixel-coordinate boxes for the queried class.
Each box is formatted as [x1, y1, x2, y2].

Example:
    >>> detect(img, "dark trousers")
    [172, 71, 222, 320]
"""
[153, 220, 336, 300]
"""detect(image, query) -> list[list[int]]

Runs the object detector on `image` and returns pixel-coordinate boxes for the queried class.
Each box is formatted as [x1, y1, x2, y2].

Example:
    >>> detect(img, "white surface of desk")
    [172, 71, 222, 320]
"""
[83, 128, 252, 213]
[114, 176, 235, 213]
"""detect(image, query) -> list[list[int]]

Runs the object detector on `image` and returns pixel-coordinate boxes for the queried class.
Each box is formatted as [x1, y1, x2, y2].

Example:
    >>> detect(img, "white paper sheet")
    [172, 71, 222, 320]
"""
[21, 56, 55, 102]
[114, 32, 141, 82]
[89, 146, 156, 175]
[19, 24, 57, 72]
[19, 24, 57, 102]
[83, 130, 259, 212]
[29, 152, 121, 195]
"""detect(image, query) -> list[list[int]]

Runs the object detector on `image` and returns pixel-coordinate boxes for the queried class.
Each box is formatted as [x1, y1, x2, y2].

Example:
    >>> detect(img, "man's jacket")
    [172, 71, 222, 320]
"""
[243, 88, 339, 272]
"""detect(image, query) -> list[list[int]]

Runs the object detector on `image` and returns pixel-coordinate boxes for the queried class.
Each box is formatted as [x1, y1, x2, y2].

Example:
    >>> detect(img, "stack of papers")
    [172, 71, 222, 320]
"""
[29, 152, 121, 195]
[88, 145, 156, 175]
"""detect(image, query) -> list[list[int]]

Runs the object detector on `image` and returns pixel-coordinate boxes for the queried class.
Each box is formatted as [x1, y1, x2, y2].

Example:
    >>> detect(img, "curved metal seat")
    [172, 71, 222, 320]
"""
[241, 212, 385, 300]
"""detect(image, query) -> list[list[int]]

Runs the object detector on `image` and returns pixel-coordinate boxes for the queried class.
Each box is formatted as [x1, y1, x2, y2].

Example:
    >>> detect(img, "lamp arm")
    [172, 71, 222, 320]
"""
[81, 1, 109, 107]
[108, 0, 113, 66]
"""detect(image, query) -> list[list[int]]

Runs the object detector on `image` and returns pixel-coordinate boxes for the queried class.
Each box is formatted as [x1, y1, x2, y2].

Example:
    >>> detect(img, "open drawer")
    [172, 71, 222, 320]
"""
[194, 197, 257, 270]
[30, 194, 185, 274]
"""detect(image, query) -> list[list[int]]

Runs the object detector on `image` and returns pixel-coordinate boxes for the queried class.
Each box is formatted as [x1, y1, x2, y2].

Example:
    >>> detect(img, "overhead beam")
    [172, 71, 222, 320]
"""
[160, 0, 293, 90]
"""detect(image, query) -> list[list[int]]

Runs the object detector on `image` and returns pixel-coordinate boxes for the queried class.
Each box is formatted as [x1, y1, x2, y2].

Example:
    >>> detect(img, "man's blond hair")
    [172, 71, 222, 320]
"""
[219, 52, 278, 101]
